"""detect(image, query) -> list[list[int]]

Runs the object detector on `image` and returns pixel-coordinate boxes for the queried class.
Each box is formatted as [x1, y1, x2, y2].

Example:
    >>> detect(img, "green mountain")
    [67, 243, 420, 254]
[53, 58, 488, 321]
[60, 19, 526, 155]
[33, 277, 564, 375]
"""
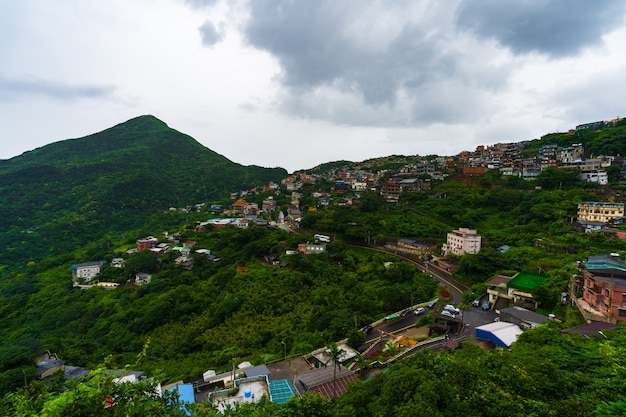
[0, 115, 287, 267]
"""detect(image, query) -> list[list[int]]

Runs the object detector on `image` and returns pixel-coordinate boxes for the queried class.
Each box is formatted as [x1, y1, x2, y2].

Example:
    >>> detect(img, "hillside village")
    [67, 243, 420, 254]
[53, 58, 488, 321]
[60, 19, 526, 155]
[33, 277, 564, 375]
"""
[46, 119, 626, 413]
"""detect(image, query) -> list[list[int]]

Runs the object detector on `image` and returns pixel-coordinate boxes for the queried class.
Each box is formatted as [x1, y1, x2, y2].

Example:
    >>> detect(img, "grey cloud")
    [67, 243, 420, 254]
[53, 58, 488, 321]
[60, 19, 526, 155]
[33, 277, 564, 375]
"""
[455, 0, 626, 57]
[184, 0, 220, 9]
[199, 20, 223, 47]
[0, 76, 114, 101]
[243, 0, 506, 127]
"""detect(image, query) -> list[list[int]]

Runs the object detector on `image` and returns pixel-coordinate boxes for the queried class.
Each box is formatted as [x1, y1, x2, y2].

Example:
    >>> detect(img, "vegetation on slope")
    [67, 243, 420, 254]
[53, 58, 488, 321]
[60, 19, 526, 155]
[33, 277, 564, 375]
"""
[3, 324, 625, 416]
[2, 118, 626, 415]
[0, 115, 287, 268]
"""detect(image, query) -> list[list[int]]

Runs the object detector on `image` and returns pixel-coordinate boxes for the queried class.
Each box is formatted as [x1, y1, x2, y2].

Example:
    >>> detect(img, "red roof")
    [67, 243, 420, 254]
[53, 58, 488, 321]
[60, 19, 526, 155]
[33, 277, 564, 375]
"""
[488, 275, 512, 286]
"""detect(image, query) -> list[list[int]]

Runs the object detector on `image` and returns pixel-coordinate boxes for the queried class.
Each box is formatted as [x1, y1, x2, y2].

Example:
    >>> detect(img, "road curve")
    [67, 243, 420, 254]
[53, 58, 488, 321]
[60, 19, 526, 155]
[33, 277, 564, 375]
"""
[345, 243, 468, 304]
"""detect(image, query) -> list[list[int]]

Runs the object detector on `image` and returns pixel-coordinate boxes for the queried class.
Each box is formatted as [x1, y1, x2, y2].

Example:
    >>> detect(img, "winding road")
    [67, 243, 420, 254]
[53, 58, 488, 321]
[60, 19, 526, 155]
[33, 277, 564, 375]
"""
[346, 243, 469, 304]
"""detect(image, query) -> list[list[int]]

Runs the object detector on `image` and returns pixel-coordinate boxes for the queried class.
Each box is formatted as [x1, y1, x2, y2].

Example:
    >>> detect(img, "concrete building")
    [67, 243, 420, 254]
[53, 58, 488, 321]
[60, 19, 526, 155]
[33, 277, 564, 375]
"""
[298, 242, 327, 255]
[580, 170, 609, 185]
[441, 227, 481, 256]
[386, 239, 435, 256]
[577, 202, 624, 224]
[71, 261, 106, 286]
[581, 254, 626, 323]
[486, 272, 547, 311]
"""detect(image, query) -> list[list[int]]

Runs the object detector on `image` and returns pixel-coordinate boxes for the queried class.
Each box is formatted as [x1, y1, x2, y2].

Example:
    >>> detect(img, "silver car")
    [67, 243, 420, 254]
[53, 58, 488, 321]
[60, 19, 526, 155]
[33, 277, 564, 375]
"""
[443, 305, 461, 315]
[440, 310, 456, 318]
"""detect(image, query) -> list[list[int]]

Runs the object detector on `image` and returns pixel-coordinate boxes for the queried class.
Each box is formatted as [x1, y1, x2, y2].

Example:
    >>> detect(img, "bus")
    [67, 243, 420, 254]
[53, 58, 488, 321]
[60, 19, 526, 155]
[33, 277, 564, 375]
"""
[314, 234, 331, 242]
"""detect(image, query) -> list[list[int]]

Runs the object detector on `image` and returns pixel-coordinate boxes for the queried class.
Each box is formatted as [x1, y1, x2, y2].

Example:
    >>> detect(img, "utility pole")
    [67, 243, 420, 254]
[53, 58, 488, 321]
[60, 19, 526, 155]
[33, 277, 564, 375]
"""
[231, 357, 236, 387]
[281, 341, 286, 360]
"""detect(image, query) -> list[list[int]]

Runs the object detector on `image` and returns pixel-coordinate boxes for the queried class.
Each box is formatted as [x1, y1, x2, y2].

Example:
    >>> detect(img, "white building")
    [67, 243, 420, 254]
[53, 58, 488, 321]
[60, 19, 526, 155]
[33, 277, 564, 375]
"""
[441, 228, 481, 256]
[580, 170, 608, 185]
[71, 261, 106, 286]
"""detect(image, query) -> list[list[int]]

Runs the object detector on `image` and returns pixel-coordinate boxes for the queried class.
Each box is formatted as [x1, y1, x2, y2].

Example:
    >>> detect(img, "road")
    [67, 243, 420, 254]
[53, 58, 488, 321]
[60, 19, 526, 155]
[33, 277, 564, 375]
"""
[346, 244, 500, 352]
[346, 243, 468, 304]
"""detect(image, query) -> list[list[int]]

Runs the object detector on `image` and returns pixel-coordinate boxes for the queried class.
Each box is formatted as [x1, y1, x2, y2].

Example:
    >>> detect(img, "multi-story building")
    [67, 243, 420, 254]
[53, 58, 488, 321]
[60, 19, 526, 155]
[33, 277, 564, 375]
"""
[261, 197, 277, 213]
[580, 170, 609, 185]
[298, 242, 327, 255]
[386, 239, 435, 256]
[577, 202, 624, 223]
[441, 227, 481, 256]
[71, 261, 106, 286]
[136, 236, 159, 251]
[581, 254, 626, 323]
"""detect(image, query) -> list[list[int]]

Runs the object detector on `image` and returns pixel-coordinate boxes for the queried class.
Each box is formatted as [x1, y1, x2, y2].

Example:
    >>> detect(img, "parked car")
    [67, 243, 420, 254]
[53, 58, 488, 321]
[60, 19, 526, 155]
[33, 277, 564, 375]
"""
[482, 301, 490, 311]
[472, 299, 481, 307]
[443, 304, 461, 315]
[427, 299, 438, 308]
[440, 310, 456, 318]
[400, 309, 411, 317]
[362, 325, 373, 334]
[414, 307, 425, 315]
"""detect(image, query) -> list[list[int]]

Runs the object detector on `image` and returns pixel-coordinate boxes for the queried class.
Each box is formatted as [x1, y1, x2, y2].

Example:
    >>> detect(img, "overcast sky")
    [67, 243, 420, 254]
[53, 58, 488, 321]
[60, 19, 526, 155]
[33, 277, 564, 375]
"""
[1, 0, 626, 172]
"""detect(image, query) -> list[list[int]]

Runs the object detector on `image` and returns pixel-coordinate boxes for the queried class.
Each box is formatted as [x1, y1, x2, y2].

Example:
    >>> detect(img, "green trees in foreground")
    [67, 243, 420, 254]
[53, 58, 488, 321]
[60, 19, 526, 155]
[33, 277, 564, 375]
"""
[4, 324, 625, 416]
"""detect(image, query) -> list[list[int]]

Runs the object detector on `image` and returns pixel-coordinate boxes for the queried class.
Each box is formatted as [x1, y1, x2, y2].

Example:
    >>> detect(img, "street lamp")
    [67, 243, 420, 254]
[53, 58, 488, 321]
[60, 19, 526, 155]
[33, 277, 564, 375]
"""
[281, 341, 287, 360]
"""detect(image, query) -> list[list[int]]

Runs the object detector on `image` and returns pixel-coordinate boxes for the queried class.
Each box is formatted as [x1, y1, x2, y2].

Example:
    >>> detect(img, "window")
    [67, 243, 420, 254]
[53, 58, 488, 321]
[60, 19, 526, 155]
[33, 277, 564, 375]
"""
[619, 309, 626, 318]
[622, 293, 626, 303]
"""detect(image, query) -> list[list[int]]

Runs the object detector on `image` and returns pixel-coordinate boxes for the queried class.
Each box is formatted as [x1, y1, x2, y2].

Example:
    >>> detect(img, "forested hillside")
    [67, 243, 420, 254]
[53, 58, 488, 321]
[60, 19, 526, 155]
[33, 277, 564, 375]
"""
[2, 117, 626, 415]
[0, 115, 287, 269]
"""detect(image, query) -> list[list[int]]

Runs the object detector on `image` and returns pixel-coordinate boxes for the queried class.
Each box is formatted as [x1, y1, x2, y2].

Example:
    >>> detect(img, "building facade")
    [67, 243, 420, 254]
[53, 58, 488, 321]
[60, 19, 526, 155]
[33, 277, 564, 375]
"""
[386, 239, 435, 256]
[297, 243, 327, 255]
[577, 202, 625, 223]
[71, 261, 106, 286]
[582, 254, 626, 323]
[441, 227, 481, 256]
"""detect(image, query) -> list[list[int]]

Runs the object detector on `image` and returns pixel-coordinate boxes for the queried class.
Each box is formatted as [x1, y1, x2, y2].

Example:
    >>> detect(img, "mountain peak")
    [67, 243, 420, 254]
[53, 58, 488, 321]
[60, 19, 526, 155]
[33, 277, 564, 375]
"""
[111, 115, 169, 132]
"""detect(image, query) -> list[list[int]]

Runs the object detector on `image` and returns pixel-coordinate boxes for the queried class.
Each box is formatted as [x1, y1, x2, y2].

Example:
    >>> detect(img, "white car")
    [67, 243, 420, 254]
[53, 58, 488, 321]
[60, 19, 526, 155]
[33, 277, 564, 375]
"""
[443, 305, 461, 315]
[440, 310, 456, 318]
[414, 307, 425, 315]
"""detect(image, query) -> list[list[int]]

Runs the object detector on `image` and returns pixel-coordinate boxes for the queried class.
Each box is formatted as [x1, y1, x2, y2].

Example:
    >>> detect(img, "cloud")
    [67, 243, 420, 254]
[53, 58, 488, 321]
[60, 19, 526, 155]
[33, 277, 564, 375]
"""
[455, 0, 626, 57]
[183, 0, 220, 9]
[0, 76, 115, 101]
[241, 0, 514, 129]
[199, 20, 224, 46]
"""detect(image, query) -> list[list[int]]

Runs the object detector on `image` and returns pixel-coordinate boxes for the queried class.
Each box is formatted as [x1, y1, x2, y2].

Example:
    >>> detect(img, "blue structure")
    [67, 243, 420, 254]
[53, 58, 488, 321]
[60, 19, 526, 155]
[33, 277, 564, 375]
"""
[166, 383, 195, 415]
[475, 322, 523, 348]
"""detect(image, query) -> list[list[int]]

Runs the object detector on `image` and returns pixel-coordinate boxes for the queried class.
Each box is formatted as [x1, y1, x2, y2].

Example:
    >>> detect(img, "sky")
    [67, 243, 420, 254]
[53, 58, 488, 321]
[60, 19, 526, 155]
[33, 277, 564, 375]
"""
[1, 0, 626, 173]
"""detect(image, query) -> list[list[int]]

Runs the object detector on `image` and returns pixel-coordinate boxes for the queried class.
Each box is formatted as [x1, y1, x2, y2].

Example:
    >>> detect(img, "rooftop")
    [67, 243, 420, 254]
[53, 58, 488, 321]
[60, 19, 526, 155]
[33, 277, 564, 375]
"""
[508, 271, 547, 292]
[475, 321, 523, 348]
[487, 275, 513, 287]
[500, 306, 548, 327]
